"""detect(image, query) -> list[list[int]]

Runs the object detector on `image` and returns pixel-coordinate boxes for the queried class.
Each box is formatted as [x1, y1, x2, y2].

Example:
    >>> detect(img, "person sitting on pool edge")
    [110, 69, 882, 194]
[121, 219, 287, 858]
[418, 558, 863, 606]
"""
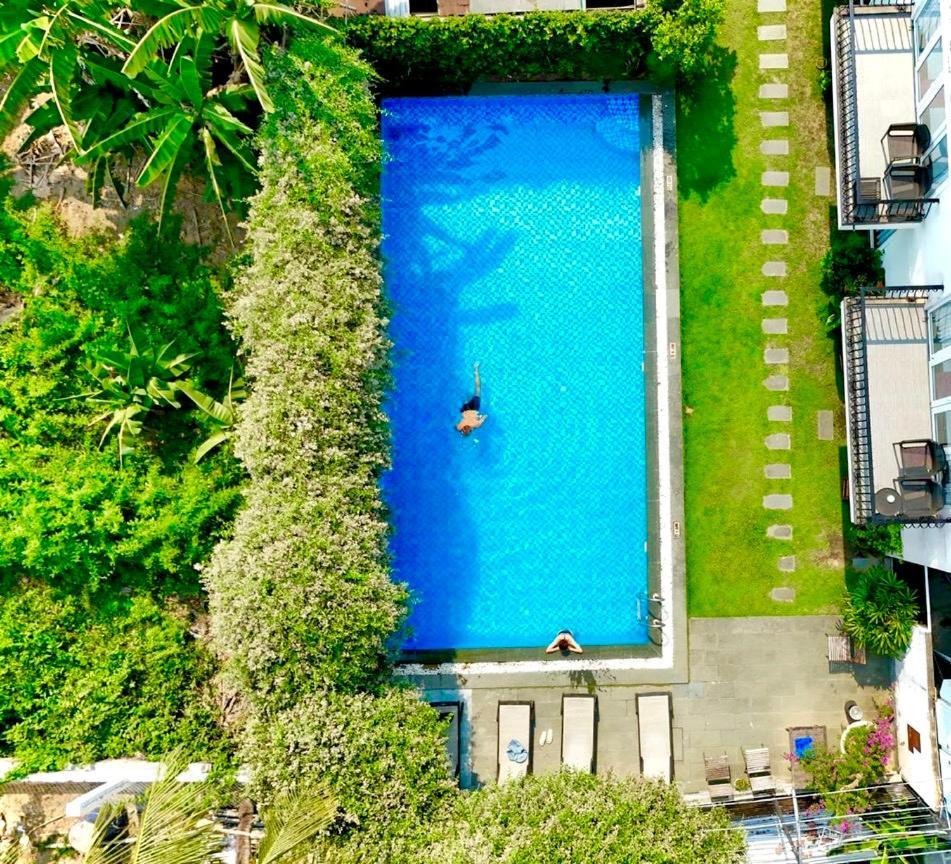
[545, 630, 583, 655]
[455, 361, 488, 437]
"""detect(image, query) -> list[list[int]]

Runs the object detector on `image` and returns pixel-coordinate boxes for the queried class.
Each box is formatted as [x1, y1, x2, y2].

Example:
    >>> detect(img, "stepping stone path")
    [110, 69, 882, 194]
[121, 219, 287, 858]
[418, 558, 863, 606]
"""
[757, 0, 794, 590]
[817, 410, 834, 440]
[815, 166, 832, 196]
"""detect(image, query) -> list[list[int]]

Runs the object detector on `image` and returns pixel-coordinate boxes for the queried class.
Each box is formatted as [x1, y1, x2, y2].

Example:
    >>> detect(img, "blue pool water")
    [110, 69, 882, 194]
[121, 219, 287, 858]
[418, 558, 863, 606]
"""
[381, 93, 649, 651]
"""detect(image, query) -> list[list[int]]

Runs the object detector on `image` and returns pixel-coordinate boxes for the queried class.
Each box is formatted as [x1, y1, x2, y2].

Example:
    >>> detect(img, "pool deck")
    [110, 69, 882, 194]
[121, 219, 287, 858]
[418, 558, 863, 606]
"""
[419, 616, 893, 792]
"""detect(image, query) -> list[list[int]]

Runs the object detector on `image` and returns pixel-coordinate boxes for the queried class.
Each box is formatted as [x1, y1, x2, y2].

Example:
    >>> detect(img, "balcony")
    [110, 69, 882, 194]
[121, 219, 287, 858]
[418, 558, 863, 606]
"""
[842, 288, 951, 524]
[832, 1, 940, 227]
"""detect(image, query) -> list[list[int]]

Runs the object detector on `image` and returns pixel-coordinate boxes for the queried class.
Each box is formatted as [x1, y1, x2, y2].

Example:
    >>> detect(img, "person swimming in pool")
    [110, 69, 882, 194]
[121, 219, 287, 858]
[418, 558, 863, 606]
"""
[455, 362, 488, 437]
[545, 630, 583, 655]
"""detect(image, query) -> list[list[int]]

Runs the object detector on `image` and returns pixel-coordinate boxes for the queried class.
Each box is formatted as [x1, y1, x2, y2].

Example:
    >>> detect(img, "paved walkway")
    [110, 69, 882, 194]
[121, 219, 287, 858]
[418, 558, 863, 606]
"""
[757, 0, 797, 593]
[434, 617, 892, 792]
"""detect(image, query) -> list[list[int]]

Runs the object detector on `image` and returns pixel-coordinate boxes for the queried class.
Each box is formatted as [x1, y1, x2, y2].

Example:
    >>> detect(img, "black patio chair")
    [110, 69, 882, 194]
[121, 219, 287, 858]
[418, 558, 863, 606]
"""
[882, 123, 931, 167]
[895, 477, 946, 518]
[894, 439, 948, 481]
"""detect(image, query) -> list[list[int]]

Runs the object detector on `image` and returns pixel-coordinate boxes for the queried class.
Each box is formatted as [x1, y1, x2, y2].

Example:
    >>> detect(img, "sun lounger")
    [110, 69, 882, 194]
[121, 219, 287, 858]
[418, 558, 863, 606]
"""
[561, 694, 596, 772]
[497, 701, 533, 783]
[704, 754, 734, 800]
[431, 701, 462, 778]
[743, 747, 776, 795]
[635, 692, 673, 782]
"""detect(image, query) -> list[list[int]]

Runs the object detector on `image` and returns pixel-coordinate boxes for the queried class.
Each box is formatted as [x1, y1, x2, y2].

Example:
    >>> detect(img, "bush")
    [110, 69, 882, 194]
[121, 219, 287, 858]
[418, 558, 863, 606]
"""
[820, 232, 884, 300]
[205, 37, 407, 706]
[842, 566, 918, 658]
[0, 586, 226, 772]
[421, 773, 745, 863]
[846, 522, 903, 558]
[342, 2, 723, 94]
[242, 688, 456, 861]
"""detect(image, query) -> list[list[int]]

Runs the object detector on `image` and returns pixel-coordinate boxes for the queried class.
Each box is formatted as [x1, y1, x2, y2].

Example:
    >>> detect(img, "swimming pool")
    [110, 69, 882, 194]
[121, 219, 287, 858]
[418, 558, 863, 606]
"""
[381, 93, 650, 653]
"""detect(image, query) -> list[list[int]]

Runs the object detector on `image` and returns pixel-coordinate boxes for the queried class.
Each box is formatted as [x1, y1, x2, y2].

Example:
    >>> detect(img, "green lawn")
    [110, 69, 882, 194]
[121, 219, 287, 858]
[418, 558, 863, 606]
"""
[678, 0, 847, 616]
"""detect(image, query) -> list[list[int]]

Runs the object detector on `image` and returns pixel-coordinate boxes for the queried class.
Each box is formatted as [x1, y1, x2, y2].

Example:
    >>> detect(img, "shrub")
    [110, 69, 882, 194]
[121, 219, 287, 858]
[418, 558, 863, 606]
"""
[842, 566, 918, 658]
[421, 772, 745, 864]
[846, 521, 903, 558]
[0, 586, 226, 772]
[820, 232, 884, 300]
[242, 688, 456, 862]
[342, 2, 724, 94]
[204, 37, 407, 706]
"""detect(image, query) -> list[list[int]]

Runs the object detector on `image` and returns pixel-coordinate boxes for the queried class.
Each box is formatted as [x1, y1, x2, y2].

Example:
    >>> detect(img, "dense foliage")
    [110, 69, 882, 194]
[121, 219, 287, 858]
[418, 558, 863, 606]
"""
[242, 688, 457, 861]
[819, 231, 885, 329]
[0, 190, 240, 767]
[421, 773, 745, 863]
[846, 521, 903, 558]
[343, 2, 723, 94]
[842, 566, 918, 659]
[798, 702, 895, 817]
[204, 37, 405, 706]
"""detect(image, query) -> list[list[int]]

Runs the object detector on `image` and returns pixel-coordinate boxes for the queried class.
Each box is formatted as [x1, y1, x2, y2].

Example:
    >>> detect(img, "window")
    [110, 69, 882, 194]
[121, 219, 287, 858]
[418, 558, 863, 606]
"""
[935, 409, 951, 444]
[908, 725, 922, 753]
[934, 357, 951, 400]
[915, 0, 941, 53]
[918, 39, 944, 98]
[874, 229, 896, 247]
[922, 87, 947, 137]
[927, 135, 949, 193]
[931, 302, 951, 354]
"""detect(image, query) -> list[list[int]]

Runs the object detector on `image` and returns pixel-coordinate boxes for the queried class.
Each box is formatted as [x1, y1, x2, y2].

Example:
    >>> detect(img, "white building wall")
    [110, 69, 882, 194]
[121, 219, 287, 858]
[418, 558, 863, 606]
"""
[895, 625, 941, 808]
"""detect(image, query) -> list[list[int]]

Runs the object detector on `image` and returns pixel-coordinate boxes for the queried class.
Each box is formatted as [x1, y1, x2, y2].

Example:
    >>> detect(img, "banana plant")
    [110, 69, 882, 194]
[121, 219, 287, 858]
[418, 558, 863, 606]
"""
[176, 369, 246, 463]
[82, 36, 256, 242]
[0, 0, 137, 147]
[121, 0, 336, 113]
[80, 328, 194, 466]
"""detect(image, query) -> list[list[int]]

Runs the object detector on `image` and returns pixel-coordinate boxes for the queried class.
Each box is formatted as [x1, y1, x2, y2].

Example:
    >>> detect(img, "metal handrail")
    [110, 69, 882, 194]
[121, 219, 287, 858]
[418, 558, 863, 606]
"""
[844, 295, 875, 523]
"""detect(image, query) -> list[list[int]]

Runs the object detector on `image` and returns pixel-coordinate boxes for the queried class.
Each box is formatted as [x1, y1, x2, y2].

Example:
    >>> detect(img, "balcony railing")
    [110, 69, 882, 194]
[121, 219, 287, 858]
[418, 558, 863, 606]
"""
[833, 0, 938, 226]
[843, 286, 951, 525]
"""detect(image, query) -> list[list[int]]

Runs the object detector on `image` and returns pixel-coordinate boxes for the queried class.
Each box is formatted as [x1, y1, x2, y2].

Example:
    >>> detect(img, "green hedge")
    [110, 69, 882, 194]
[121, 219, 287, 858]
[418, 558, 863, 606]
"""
[205, 37, 407, 705]
[342, 3, 724, 94]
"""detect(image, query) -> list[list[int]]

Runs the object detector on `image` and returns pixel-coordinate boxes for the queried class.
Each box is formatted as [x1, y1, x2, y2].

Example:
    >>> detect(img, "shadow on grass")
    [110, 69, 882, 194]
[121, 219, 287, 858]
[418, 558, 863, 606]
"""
[676, 47, 739, 202]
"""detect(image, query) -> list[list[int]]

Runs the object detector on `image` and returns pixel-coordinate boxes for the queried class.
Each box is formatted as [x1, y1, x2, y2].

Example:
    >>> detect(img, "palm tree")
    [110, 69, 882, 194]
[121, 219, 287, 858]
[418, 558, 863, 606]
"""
[83, 36, 257, 241]
[121, 0, 336, 113]
[80, 753, 337, 864]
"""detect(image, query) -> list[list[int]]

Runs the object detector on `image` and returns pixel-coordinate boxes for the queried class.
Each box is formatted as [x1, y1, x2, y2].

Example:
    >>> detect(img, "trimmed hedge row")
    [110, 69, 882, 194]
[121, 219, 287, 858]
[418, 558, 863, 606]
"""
[342, 3, 724, 94]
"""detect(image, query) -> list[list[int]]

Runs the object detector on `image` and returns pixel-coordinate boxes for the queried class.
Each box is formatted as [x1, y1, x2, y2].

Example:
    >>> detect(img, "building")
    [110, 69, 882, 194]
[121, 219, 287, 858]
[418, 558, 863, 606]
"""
[833, 0, 951, 817]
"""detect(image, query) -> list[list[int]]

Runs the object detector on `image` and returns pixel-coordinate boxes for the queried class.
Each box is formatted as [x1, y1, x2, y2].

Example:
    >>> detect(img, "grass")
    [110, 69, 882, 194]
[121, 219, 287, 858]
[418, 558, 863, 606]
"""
[678, 0, 848, 616]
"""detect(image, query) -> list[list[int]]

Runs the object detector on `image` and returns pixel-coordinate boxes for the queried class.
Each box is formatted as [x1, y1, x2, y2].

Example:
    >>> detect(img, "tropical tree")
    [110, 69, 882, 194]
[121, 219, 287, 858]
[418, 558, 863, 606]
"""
[77, 752, 337, 864]
[842, 565, 919, 659]
[121, 0, 336, 113]
[83, 36, 257, 239]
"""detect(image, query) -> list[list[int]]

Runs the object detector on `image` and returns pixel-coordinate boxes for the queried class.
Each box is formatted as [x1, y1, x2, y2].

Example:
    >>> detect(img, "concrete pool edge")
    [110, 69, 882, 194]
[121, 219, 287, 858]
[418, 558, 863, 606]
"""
[395, 84, 688, 686]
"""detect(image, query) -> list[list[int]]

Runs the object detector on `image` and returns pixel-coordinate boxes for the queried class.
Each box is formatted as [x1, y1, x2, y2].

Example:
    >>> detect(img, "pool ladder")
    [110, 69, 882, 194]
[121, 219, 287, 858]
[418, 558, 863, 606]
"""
[638, 592, 666, 647]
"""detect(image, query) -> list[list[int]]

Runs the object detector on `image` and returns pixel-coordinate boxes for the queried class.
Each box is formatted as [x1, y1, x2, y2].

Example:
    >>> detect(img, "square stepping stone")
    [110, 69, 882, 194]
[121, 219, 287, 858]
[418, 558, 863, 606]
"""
[770, 586, 796, 602]
[762, 290, 788, 306]
[778, 556, 796, 573]
[762, 198, 788, 214]
[763, 494, 793, 510]
[758, 24, 787, 40]
[815, 166, 832, 196]
[765, 433, 791, 450]
[768, 405, 792, 422]
[767, 524, 793, 539]
[762, 171, 790, 187]
[759, 53, 789, 70]
[761, 229, 789, 244]
[759, 83, 789, 99]
[765, 463, 791, 479]
[758, 0, 786, 10]
[760, 112, 789, 128]
[762, 318, 787, 334]
[761, 139, 790, 156]
[817, 410, 834, 440]
[762, 261, 788, 277]
[765, 375, 789, 391]
[764, 347, 789, 364]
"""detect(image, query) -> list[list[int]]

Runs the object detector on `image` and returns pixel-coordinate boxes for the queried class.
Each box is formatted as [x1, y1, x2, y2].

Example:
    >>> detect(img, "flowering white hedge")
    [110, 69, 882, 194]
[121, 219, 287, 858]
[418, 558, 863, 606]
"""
[205, 39, 407, 705]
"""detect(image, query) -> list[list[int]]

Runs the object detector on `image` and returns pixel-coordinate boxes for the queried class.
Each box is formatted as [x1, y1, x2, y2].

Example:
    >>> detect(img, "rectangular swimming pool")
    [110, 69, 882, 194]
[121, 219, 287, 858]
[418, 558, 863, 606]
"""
[381, 93, 650, 653]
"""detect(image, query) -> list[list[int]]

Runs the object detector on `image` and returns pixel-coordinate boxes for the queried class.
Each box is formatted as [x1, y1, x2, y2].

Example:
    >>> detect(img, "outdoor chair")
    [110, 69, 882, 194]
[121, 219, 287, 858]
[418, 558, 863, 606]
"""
[431, 700, 462, 779]
[896, 477, 946, 518]
[882, 123, 931, 166]
[895, 439, 948, 481]
[636, 692, 673, 782]
[703, 754, 733, 801]
[497, 701, 533, 783]
[885, 162, 927, 201]
[561, 694, 596, 773]
[827, 632, 867, 665]
[743, 747, 776, 795]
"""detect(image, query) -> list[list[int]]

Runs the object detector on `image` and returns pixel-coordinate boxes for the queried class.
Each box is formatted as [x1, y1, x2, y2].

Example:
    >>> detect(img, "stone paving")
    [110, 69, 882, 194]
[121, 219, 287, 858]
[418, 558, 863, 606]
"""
[437, 617, 892, 793]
